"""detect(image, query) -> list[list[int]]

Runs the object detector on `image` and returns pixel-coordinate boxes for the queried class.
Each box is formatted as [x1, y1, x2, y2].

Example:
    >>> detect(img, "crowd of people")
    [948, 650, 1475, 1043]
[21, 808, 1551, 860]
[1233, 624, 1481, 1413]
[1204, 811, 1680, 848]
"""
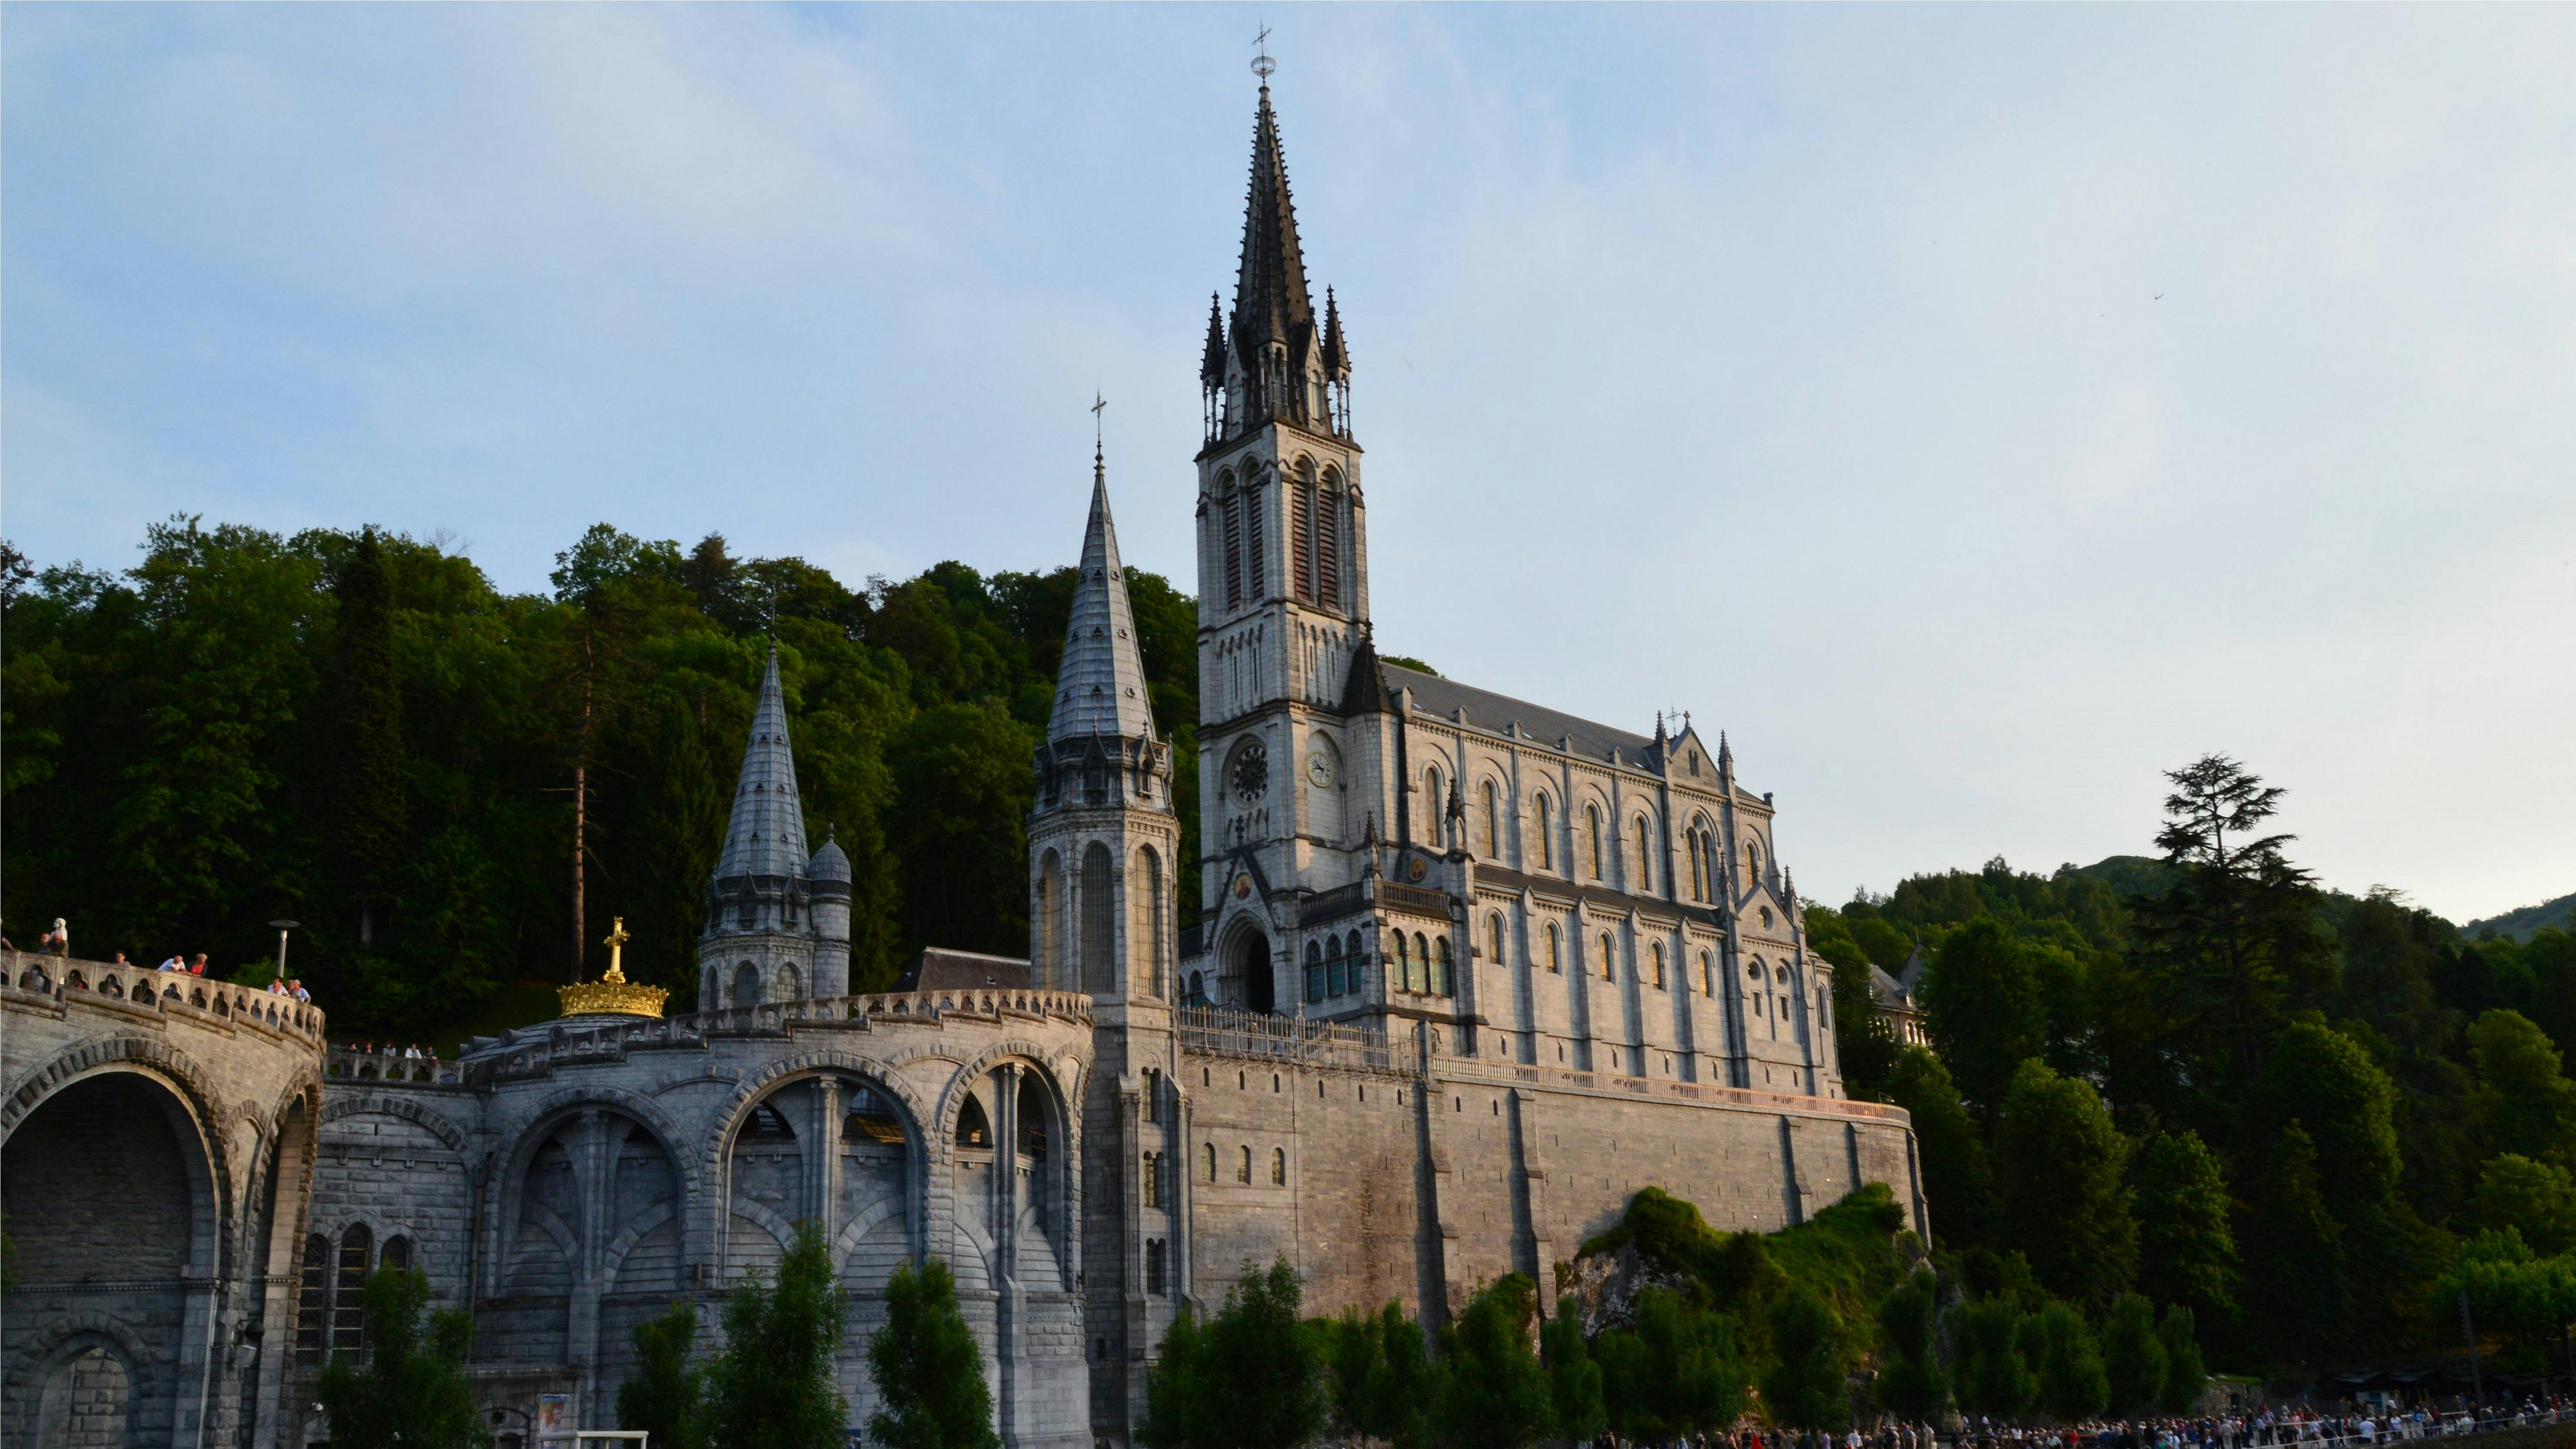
[4, 914, 310, 1001]
[342, 1040, 439, 1061]
[1601, 1399, 2576, 1449]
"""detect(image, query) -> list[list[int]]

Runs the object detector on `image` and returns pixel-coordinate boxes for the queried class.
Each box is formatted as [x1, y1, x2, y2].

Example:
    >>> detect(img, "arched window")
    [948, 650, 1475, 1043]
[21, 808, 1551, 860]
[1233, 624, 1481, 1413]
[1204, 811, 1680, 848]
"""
[778, 963, 801, 1001]
[1652, 943, 1667, 990]
[1325, 936, 1346, 997]
[1636, 818, 1654, 892]
[1600, 933, 1616, 982]
[1080, 843, 1115, 994]
[1433, 938, 1454, 998]
[1186, 970, 1206, 1004]
[1146, 1239, 1168, 1295]
[1587, 807, 1603, 879]
[1292, 458, 1317, 605]
[1488, 914, 1507, 972]
[296, 1233, 331, 1366]
[1272, 1147, 1288, 1185]
[1244, 470, 1267, 597]
[1535, 794, 1554, 869]
[382, 1234, 413, 1273]
[1482, 780, 1500, 857]
[1414, 933, 1433, 994]
[1036, 850, 1062, 987]
[1204, 1143, 1218, 1181]
[1221, 473, 1243, 608]
[1701, 951, 1715, 997]
[1546, 923, 1562, 974]
[1238, 1146, 1253, 1183]
[1133, 846, 1163, 998]
[956, 1097, 991, 1149]
[1318, 471, 1343, 611]
[1747, 840, 1762, 884]
[1305, 942, 1325, 1004]
[333, 1225, 372, 1356]
[1392, 934, 1411, 994]
[1018, 1076, 1051, 1157]
[731, 962, 761, 1010]
[1142, 1152, 1162, 1208]
[1425, 766, 1445, 845]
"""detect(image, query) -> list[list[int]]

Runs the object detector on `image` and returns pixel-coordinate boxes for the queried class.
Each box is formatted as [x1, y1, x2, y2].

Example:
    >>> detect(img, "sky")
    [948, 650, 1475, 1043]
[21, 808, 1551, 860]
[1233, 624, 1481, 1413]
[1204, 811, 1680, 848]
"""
[7, 5, 2572, 925]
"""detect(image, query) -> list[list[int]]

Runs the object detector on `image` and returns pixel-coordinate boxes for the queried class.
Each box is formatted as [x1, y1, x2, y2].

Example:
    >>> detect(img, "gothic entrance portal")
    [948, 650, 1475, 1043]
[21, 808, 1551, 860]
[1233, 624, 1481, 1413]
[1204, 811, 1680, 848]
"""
[1236, 930, 1274, 1014]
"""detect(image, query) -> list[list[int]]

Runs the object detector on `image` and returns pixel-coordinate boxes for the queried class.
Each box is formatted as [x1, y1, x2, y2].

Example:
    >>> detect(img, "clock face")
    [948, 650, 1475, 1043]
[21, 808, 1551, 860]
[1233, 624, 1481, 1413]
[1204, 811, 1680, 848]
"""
[1306, 751, 1335, 788]
[1229, 740, 1269, 806]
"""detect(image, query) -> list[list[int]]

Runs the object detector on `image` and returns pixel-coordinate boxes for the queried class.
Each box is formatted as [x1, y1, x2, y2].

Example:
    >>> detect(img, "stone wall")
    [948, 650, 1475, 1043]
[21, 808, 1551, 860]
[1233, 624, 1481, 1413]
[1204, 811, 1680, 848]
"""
[1, 950, 327, 1449]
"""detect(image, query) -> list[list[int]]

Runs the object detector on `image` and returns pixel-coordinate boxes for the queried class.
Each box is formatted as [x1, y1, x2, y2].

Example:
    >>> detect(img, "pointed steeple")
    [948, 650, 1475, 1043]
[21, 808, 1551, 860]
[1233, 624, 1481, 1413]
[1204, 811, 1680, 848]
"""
[1232, 83, 1316, 364]
[1320, 287, 1348, 379]
[1049, 455, 1158, 744]
[1200, 292, 1229, 387]
[715, 647, 809, 880]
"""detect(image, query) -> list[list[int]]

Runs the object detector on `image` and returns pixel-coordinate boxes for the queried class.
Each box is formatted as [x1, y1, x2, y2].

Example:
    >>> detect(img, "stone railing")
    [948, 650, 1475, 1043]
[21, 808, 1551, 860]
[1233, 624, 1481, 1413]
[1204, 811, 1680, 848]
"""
[461, 988, 1097, 1078]
[1176, 1003, 1404, 1075]
[1468, 1056, 1911, 1123]
[4, 949, 325, 1041]
[326, 1046, 465, 1086]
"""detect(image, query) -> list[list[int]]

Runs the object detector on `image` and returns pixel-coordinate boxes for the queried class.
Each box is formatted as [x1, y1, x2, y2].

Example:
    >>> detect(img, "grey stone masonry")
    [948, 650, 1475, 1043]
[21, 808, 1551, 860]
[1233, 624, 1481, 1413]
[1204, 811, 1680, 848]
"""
[2, 949, 328, 1449]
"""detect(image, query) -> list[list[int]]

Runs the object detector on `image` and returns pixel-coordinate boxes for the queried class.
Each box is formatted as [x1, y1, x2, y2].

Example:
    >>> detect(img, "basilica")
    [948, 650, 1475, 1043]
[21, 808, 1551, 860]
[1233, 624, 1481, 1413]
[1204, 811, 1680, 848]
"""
[0, 78, 1922, 1449]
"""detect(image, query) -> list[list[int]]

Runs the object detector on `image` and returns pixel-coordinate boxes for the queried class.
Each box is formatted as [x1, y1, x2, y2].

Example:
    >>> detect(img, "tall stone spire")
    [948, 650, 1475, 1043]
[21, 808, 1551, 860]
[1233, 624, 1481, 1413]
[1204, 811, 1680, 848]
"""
[1207, 79, 1346, 440]
[1049, 455, 1158, 745]
[715, 647, 809, 879]
[1232, 83, 1315, 366]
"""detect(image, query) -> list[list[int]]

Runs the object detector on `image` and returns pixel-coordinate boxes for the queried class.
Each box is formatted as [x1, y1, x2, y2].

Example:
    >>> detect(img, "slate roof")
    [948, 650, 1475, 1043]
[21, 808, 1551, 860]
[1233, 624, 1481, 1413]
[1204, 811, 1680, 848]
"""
[1048, 462, 1158, 744]
[894, 948, 1033, 994]
[1376, 661, 1658, 763]
[714, 648, 810, 880]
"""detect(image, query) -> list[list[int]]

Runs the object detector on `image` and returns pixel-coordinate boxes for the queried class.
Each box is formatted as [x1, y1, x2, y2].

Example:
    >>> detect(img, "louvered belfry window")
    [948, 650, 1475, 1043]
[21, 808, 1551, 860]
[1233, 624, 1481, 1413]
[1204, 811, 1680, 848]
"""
[1080, 843, 1115, 994]
[1317, 478, 1341, 611]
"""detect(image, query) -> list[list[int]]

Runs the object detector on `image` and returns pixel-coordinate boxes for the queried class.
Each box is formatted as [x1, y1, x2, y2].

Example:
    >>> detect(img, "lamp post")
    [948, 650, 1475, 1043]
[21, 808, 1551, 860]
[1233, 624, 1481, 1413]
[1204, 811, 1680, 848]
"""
[269, 920, 299, 985]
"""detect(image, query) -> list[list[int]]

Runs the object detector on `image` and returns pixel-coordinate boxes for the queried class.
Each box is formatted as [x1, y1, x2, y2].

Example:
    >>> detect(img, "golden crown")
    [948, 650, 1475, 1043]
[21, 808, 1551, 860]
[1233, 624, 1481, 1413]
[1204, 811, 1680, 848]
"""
[559, 917, 668, 1019]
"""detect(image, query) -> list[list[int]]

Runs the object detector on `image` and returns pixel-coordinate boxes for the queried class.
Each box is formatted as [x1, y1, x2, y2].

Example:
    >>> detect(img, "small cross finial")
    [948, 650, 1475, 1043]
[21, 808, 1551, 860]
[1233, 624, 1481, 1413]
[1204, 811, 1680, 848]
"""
[602, 916, 631, 982]
[1092, 391, 1106, 445]
[1251, 25, 1275, 83]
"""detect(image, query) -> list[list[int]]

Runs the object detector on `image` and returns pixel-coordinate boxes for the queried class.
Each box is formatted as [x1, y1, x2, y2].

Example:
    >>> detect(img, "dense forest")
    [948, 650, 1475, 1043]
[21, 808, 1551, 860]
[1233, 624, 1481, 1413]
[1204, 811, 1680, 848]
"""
[0, 518, 1200, 1029]
[10, 518, 2576, 1386]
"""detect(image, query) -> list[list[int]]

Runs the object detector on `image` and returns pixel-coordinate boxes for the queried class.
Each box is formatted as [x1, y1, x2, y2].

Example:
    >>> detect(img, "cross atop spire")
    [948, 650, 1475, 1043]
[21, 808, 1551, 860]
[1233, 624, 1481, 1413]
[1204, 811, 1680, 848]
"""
[715, 646, 809, 880]
[1049, 451, 1158, 745]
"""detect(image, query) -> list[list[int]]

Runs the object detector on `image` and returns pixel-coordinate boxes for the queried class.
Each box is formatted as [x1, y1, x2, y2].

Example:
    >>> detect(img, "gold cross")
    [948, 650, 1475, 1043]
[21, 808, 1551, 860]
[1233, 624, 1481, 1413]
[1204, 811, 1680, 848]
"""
[603, 916, 630, 982]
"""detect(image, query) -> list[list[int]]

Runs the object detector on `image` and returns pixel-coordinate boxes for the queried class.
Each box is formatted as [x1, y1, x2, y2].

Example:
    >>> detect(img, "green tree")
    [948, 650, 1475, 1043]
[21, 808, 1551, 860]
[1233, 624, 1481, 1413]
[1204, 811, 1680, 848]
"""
[1872, 1272, 1948, 1422]
[1996, 1060, 2137, 1305]
[333, 526, 410, 948]
[2131, 1132, 2239, 1326]
[1433, 1276, 1553, 1449]
[2471, 1010, 2576, 1164]
[2131, 754, 2336, 1108]
[2259, 1021, 2402, 1215]
[315, 1266, 486, 1448]
[1921, 919, 2047, 1129]
[867, 1259, 996, 1449]
[1318, 1303, 1431, 1449]
[2246, 1123, 2348, 1363]
[618, 1300, 708, 1449]
[2155, 1307, 2206, 1415]
[1762, 1287, 1849, 1431]
[1950, 1299, 2037, 1419]
[626, 697, 731, 1002]
[1541, 1297, 1607, 1445]
[1142, 1258, 1326, 1449]
[2100, 1294, 2167, 1418]
[886, 701, 1036, 957]
[707, 1220, 846, 1449]
[1597, 1288, 1746, 1440]
[1886, 1046, 1992, 1247]
[2026, 1302, 2108, 1424]
[2474, 1154, 2576, 1254]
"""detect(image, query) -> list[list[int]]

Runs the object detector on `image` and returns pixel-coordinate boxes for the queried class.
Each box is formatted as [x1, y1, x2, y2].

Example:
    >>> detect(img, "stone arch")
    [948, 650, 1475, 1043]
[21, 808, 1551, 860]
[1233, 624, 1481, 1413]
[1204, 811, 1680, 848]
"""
[930, 1040, 1079, 1161]
[481, 1087, 701, 1294]
[2, 1040, 229, 1283]
[701, 1051, 938, 1188]
[320, 1090, 471, 1155]
[4, 1313, 156, 1445]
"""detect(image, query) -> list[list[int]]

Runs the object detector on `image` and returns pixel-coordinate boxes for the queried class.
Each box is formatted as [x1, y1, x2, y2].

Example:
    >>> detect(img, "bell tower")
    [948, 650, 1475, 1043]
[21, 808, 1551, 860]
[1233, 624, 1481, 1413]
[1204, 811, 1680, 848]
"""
[1195, 76, 1372, 995]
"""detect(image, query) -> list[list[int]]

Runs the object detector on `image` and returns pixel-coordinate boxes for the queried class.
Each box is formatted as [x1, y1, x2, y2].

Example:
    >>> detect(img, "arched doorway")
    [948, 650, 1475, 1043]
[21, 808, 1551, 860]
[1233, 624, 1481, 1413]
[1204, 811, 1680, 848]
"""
[1236, 930, 1274, 1015]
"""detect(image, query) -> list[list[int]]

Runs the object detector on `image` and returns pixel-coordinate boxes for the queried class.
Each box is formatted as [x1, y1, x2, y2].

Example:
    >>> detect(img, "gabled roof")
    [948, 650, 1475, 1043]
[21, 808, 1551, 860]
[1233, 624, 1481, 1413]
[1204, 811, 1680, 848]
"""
[1378, 661, 1657, 764]
[1048, 460, 1158, 744]
[715, 647, 809, 880]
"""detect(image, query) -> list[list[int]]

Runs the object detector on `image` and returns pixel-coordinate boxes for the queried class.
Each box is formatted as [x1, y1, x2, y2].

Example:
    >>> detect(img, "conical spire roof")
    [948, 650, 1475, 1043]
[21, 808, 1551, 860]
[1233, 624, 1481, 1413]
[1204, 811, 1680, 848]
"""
[715, 647, 810, 879]
[1049, 456, 1158, 744]
[1231, 85, 1317, 368]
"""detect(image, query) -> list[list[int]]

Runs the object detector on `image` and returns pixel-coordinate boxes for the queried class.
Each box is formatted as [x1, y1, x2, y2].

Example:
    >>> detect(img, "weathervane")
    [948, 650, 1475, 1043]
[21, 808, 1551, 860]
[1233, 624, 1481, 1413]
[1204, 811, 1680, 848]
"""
[1252, 24, 1275, 83]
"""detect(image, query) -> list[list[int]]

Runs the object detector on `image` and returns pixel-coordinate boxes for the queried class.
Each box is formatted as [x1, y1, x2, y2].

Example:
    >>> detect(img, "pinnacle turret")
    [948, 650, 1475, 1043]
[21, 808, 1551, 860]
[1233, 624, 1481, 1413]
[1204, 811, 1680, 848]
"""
[715, 647, 809, 880]
[1049, 458, 1158, 745]
[1200, 293, 1228, 387]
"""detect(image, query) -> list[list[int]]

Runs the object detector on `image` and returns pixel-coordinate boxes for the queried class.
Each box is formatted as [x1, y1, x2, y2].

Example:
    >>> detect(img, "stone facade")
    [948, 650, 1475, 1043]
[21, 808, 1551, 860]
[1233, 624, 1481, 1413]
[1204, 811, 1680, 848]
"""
[1, 952, 328, 1448]
[3, 79, 1925, 1449]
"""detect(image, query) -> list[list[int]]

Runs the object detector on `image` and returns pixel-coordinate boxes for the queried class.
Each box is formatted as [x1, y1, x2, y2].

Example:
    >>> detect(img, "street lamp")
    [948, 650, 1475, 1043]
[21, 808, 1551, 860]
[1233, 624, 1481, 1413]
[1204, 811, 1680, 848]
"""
[269, 920, 300, 984]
